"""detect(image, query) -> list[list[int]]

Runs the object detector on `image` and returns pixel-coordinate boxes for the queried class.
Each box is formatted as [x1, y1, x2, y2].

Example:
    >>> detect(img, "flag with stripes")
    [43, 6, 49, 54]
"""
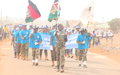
[25, 0, 41, 23]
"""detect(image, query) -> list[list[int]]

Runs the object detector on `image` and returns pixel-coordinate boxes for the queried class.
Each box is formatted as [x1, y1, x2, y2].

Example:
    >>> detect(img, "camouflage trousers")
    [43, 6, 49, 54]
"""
[51, 46, 56, 61]
[75, 48, 79, 57]
[32, 48, 39, 60]
[78, 49, 87, 62]
[21, 43, 29, 58]
[17, 43, 22, 56]
[56, 46, 65, 69]
[13, 41, 18, 57]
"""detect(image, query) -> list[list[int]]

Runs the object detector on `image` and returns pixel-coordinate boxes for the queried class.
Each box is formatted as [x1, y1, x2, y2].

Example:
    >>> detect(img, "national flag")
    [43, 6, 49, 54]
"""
[80, 0, 94, 25]
[25, 0, 41, 23]
[48, 0, 61, 22]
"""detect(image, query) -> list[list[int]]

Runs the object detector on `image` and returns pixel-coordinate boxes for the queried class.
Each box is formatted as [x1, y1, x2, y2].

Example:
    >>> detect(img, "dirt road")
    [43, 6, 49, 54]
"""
[0, 39, 120, 75]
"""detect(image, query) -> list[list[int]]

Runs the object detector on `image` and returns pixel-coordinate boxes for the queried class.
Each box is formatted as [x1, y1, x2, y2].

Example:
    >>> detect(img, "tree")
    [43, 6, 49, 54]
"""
[108, 18, 120, 32]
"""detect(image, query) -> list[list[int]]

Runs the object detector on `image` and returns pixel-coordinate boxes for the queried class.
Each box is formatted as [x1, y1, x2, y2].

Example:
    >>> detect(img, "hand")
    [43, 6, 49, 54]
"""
[82, 41, 85, 44]
[21, 37, 24, 40]
[38, 41, 42, 45]
[77, 41, 85, 44]
[34, 42, 39, 45]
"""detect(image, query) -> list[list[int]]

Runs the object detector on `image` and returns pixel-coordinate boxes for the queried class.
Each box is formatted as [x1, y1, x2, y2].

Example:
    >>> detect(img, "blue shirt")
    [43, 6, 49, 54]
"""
[50, 30, 56, 46]
[19, 30, 30, 44]
[77, 34, 86, 50]
[12, 30, 17, 38]
[16, 30, 22, 44]
[29, 32, 42, 48]
[84, 33, 92, 49]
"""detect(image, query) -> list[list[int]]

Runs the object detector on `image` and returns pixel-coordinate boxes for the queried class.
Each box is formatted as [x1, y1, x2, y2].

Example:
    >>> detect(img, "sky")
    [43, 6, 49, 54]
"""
[0, 0, 120, 22]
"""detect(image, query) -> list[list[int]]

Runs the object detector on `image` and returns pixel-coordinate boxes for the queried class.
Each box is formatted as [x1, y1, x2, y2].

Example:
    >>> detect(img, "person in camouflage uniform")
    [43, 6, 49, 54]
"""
[55, 24, 67, 73]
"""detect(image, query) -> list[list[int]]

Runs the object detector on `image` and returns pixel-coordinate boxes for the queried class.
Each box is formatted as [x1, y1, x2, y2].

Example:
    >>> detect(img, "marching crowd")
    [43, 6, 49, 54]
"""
[11, 23, 113, 73]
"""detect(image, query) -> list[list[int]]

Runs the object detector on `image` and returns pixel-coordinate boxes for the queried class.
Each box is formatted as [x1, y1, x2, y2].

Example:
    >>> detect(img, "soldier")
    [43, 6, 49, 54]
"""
[77, 29, 87, 68]
[19, 24, 30, 60]
[29, 27, 42, 66]
[55, 24, 67, 73]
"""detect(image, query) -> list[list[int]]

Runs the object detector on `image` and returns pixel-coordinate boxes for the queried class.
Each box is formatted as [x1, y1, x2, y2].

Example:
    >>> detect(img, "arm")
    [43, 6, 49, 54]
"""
[19, 31, 24, 40]
[77, 41, 84, 44]
[29, 33, 33, 38]
[64, 35, 67, 42]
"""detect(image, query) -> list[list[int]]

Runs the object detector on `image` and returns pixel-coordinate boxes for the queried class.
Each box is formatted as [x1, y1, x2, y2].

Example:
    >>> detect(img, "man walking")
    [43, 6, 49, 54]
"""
[29, 27, 42, 66]
[55, 24, 67, 73]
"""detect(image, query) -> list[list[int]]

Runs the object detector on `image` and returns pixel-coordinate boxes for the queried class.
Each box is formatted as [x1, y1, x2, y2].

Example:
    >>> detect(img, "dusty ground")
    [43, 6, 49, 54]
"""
[0, 38, 120, 75]
[95, 33, 120, 63]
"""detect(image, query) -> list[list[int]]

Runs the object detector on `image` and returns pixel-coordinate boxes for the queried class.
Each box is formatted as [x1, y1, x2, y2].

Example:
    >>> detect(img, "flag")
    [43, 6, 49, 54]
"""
[48, 0, 61, 22]
[80, 0, 94, 25]
[25, 0, 41, 23]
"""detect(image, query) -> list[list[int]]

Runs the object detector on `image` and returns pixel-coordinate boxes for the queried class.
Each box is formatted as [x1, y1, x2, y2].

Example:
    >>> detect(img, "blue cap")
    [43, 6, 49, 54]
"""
[42, 25, 48, 29]
[75, 25, 80, 29]
[22, 24, 27, 26]
[18, 24, 23, 27]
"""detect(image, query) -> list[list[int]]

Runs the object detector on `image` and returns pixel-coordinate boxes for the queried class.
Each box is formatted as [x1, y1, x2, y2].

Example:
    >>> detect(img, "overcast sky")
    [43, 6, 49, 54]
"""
[0, 0, 120, 22]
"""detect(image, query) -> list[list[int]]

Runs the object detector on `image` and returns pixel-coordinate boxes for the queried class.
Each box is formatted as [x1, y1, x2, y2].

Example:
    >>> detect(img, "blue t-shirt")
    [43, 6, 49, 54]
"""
[77, 34, 86, 50]
[50, 30, 56, 46]
[12, 30, 17, 38]
[19, 30, 30, 44]
[84, 33, 92, 49]
[16, 30, 22, 44]
[29, 32, 42, 48]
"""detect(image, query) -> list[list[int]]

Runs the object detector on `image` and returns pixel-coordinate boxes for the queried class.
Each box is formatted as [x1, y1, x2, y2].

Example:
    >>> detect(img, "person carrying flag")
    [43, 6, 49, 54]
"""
[55, 24, 67, 73]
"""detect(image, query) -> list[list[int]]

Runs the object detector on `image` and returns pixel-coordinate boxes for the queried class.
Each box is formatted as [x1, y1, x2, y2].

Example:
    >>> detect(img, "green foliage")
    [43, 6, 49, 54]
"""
[108, 18, 120, 32]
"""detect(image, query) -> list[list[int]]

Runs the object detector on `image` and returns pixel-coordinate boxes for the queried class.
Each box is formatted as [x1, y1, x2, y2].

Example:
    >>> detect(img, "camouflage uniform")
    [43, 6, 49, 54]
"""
[12, 34, 18, 58]
[56, 30, 66, 70]
[32, 48, 39, 60]
[78, 49, 87, 62]
[21, 43, 29, 59]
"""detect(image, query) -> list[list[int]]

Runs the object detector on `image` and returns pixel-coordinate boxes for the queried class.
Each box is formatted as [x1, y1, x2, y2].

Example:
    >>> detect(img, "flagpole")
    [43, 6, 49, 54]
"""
[31, 22, 33, 25]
